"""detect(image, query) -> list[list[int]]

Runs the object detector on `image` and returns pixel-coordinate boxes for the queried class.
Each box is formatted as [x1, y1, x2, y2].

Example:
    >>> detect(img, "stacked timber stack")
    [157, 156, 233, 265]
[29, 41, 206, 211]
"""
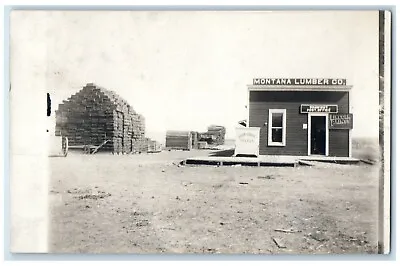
[197, 125, 226, 145]
[198, 132, 216, 144]
[190, 131, 198, 149]
[147, 139, 162, 153]
[197, 141, 208, 149]
[131, 139, 144, 154]
[55, 83, 146, 154]
[207, 125, 226, 145]
[55, 86, 114, 147]
[165, 131, 192, 151]
[102, 89, 146, 154]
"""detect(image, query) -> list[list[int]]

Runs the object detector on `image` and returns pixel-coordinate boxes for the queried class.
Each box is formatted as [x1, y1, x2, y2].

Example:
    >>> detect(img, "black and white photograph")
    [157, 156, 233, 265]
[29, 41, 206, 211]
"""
[9, 9, 391, 255]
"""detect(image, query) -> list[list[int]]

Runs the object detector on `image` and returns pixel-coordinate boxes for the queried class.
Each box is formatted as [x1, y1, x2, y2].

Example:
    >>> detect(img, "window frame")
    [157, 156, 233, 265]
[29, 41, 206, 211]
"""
[268, 109, 287, 147]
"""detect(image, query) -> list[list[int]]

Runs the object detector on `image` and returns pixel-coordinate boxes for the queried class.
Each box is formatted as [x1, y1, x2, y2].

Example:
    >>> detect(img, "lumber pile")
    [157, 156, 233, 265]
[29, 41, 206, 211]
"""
[131, 139, 148, 154]
[198, 125, 226, 145]
[55, 83, 145, 154]
[147, 139, 162, 153]
[197, 141, 208, 149]
[198, 132, 216, 144]
[207, 125, 226, 145]
[190, 131, 198, 149]
[131, 138, 162, 154]
[165, 130, 192, 151]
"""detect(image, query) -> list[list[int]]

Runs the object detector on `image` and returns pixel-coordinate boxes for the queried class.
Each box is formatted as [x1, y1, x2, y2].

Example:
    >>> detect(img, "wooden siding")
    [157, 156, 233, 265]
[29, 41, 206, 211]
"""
[249, 91, 349, 156]
[165, 131, 192, 150]
[329, 129, 349, 157]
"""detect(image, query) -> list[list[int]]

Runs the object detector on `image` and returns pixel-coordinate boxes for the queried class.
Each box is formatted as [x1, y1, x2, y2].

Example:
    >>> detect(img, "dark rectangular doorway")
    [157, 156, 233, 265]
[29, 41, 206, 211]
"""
[310, 116, 327, 155]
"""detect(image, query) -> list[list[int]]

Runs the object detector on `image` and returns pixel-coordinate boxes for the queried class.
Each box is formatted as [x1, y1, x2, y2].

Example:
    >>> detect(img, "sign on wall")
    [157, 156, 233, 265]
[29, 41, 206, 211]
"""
[328, 113, 353, 129]
[253, 78, 347, 86]
[300, 104, 338, 113]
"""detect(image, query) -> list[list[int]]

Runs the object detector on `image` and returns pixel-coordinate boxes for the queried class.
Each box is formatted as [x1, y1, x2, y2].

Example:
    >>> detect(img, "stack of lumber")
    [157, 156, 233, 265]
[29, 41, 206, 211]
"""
[197, 125, 226, 145]
[207, 125, 226, 145]
[55, 86, 114, 147]
[102, 87, 145, 154]
[147, 139, 162, 153]
[198, 132, 217, 145]
[165, 130, 192, 151]
[197, 141, 208, 149]
[190, 131, 198, 149]
[55, 83, 145, 154]
[131, 139, 148, 154]
[131, 138, 162, 154]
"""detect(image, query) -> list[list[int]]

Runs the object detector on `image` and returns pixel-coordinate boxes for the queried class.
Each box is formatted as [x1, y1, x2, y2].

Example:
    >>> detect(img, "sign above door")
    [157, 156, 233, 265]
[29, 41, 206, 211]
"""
[300, 104, 338, 113]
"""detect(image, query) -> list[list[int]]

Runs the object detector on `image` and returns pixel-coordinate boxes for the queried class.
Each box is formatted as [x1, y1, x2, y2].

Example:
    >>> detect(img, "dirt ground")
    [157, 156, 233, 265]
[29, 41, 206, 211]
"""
[49, 150, 379, 254]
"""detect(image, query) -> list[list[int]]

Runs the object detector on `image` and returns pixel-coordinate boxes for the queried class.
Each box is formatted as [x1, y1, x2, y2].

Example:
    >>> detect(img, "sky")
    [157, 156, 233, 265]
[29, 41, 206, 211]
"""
[11, 10, 379, 143]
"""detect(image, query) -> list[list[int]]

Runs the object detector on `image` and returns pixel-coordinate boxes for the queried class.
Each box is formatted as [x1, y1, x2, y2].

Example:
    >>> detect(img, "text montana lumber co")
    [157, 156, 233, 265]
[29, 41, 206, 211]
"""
[253, 78, 347, 86]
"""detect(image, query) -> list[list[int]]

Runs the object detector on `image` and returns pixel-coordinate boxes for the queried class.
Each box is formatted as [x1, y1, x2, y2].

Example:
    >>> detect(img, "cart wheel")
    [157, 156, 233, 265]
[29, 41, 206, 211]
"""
[62, 137, 68, 157]
[83, 145, 90, 154]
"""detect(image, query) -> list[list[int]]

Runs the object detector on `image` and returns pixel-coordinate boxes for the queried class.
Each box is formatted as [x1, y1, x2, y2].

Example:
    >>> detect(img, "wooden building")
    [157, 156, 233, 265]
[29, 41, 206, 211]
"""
[165, 131, 192, 151]
[55, 83, 146, 154]
[247, 78, 353, 157]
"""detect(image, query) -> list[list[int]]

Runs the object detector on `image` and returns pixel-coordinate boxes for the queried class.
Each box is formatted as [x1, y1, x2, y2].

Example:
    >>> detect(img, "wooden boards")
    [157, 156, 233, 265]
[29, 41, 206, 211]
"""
[166, 130, 192, 151]
[207, 125, 226, 145]
[55, 83, 146, 154]
[198, 125, 226, 145]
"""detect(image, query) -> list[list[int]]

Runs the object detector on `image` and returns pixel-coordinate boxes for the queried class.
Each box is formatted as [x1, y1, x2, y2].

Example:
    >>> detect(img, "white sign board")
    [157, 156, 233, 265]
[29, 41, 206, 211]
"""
[234, 127, 260, 157]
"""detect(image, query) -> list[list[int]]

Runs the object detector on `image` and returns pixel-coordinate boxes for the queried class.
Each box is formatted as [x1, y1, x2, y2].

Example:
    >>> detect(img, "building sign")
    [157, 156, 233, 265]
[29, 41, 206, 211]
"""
[300, 104, 338, 113]
[235, 127, 260, 157]
[329, 113, 353, 129]
[253, 78, 347, 86]
[238, 132, 256, 143]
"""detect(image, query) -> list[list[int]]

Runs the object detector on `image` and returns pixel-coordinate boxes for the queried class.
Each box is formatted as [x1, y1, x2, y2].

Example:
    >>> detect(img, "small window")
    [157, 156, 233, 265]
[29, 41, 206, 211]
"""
[268, 109, 286, 146]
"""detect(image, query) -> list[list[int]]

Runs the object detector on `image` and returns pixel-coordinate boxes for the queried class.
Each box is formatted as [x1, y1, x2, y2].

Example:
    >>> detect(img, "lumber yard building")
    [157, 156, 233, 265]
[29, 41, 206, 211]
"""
[245, 78, 353, 157]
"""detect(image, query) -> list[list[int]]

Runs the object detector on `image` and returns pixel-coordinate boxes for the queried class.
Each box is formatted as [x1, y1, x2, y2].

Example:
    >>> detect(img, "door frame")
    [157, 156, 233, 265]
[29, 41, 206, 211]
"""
[307, 113, 329, 156]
